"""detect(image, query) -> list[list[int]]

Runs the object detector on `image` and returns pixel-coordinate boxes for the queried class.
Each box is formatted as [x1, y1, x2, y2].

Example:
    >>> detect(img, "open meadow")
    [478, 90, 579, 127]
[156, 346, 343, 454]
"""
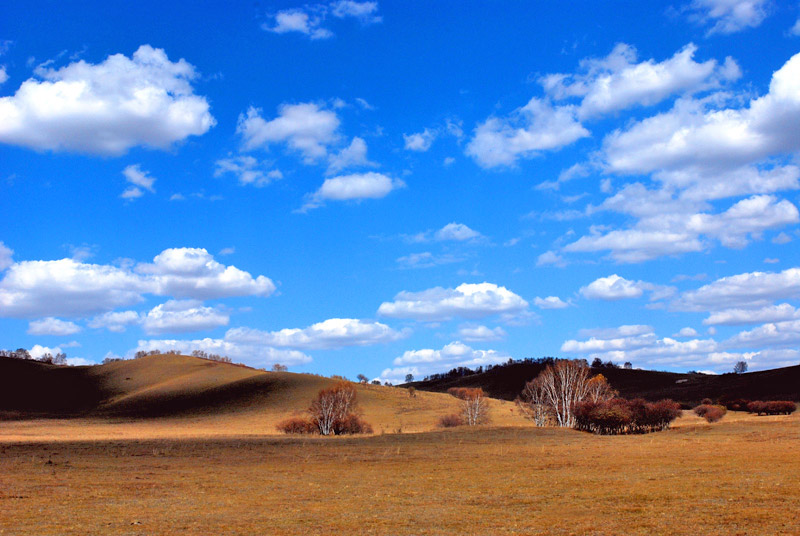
[2, 410, 799, 536]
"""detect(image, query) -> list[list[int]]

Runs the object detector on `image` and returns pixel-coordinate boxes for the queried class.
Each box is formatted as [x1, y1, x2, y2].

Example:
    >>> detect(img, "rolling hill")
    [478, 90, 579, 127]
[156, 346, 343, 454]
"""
[408, 360, 800, 406]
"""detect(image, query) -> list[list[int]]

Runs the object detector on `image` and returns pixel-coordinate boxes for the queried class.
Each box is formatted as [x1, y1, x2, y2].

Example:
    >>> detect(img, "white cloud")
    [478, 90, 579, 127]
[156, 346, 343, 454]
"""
[0, 66, 7, 85]
[29, 344, 63, 360]
[237, 103, 340, 162]
[537, 163, 590, 191]
[673, 267, 800, 312]
[792, 18, 800, 36]
[403, 128, 437, 151]
[88, 310, 141, 332]
[27, 317, 82, 336]
[141, 299, 229, 335]
[534, 296, 569, 309]
[674, 327, 699, 338]
[0, 241, 13, 271]
[686, 0, 770, 35]
[226, 318, 406, 350]
[378, 282, 529, 321]
[327, 137, 376, 173]
[396, 252, 463, 269]
[604, 52, 800, 179]
[301, 172, 404, 211]
[380, 341, 511, 383]
[214, 156, 282, 187]
[434, 223, 482, 242]
[725, 319, 800, 349]
[264, 1, 380, 39]
[129, 338, 311, 368]
[120, 164, 156, 200]
[466, 98, 589, 168]
[580, 274, 675, 301]
[0, 45, 214, 155]
[565, 228, 705, 263]
[541, 43, 739, 119]
[536, 250, 567, 267]
[457, 324, 507, 342]
[0, 248, 275, 318]
[703, 303, 800, 325]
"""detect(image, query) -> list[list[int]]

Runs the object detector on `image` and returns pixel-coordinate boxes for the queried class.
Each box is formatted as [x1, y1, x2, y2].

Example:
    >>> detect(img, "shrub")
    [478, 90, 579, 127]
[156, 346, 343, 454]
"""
[334, 414, 373, 435]
[721, 398, 751, 411]
[701, 398, 713, 406]
[694, 404, 726, 423]
[437, 414, 464, 428]
[747, 400, 797, 415]
[277, 416, 318, 434]
[574, 398, 681, 435]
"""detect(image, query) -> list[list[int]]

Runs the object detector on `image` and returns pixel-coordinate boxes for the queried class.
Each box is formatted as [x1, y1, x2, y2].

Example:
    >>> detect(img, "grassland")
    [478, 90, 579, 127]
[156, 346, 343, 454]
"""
[2, 411, 799, 535]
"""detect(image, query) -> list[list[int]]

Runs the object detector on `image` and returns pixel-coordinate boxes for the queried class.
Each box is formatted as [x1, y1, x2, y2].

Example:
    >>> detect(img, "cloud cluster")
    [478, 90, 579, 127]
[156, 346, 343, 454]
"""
[0, 248, 275, 318]
[379, 341, 511, 383]
[264, 1, 381, 39]
[378, 282, 528, 321]
[214, 156, 283, 187]
[225, 318, 407, 350]
[685, 0, 770, 35]
[0, 45, 214, 155]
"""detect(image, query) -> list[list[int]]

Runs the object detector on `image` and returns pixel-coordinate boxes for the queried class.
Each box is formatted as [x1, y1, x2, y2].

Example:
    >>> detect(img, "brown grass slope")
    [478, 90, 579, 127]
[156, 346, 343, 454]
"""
[410, 361, 800, 405]
[0, 355, 526, 437]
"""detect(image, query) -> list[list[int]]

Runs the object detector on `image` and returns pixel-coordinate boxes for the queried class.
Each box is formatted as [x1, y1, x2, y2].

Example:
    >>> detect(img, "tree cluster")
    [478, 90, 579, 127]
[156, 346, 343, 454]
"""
[277, 381, 373, 436]
[746, 400, 796, 415]
[0, 348, 67, 365]
[445, 387, 490, 426]
[574, 398, 682, 435]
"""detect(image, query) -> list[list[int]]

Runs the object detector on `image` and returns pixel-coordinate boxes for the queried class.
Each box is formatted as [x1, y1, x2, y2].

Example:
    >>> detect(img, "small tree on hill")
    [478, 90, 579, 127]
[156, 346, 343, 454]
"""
[271, 363, 288, 372]
[733, 361, 748, 374]
[525, 359, 592, 428]
[448, 387, 490, 426]
[307, 381, 372, 435]
[357, 374, 368, 384]
[405, 373, 414, 383]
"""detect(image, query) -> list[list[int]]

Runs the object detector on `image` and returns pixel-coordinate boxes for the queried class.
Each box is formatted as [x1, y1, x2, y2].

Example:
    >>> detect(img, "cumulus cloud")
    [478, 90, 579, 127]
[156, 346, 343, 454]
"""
[0, 45, 214, 155]
[541, 43, 739, 119]
[703, 303, 800, 325]
[214, 156, 282, 187]
[129, 338, 311, 368]
[27, 317, 82, 336]
[533, 296, 569, 309]
[120, 164, 156, 200]
[403, 128, 437, 151]
[674, 327, 699, 338]
[685, 0, 770, 35]
[378, 282, 529, 321]
[141, 300, 229, 335]
[28, 344, 63, 360]
[237, 103, 340, 162]
[466, 98, 589, 168]
[580, 274, 675, 301]
[327, 137, 377, 174]
[0, 248, 275, 318]
[265, 1, 380, 39]
[301, 172, 405, 211]
[226, 318, 406, 350]
[404, 223, 483, 244]
[379, 341, 511, 383]
[457, 325, 507, 342]
[673, 267, 800, 312]
[725, 319, 800, 349]
[536, 250, 567, 267]
[88, 310, 141, 332]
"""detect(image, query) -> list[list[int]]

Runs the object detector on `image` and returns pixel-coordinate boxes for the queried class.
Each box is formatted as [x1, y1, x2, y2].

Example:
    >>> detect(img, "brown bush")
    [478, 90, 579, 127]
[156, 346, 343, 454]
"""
[701, 398, 713, 406]
[747, 400, 797, 415]
[334, 414, 373, 435]
[694, 404, 726, 422]
[437, 414, 464, 428]
[277, 416, 318, 434]
[574, 398, 681, 434]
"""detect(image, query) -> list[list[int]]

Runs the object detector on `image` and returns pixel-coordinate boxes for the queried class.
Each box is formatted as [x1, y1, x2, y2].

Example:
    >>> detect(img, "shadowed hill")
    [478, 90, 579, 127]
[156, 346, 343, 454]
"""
[409, 361, 800, 406]
[0, 355, 526, 435]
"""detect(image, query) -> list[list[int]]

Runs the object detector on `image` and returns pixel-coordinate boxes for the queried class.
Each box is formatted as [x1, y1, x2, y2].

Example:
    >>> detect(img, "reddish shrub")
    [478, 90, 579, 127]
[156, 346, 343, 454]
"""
[277, 416, 318, 434]
[722, 398, 751, 411]
[574, 398, 681, 434]
[701, 398, 713, 406]
[694, 404, 726, 422]
[334, 414, 373, 435]
[748, 400, 797, 415]
[438, 414, 464, 428]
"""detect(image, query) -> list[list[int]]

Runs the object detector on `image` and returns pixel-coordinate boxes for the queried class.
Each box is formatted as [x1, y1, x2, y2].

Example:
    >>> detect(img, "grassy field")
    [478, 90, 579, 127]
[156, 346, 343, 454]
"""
[2, 411, 799, 535]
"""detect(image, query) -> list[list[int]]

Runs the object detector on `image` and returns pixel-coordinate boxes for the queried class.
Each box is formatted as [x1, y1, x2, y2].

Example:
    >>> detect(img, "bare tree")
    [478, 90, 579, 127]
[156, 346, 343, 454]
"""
[309, 381, 358, 436]
[733, 361, 748, 374]
[357, 374, 368, 384]
[518, 376, 551, 426]
[529, 359, 592, 428]
[271, 363, 288, 372]
[449, 387, 489, 426]
[585, 374, 616, 403]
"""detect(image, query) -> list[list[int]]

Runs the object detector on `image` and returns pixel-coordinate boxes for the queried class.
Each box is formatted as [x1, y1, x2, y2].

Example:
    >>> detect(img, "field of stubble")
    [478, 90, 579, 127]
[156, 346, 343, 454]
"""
[1, 412, 798, 536]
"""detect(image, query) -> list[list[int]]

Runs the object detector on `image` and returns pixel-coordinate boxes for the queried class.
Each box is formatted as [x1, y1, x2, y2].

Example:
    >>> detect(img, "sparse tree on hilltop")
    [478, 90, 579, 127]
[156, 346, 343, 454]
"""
[733, 361, 748, 374]
[405, 373, 414, 383]
[271, 363, 288, 372]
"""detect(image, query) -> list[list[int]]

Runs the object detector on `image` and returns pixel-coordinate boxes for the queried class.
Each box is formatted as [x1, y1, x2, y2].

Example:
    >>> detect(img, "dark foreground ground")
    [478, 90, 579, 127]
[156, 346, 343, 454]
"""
[1, 413, 799, 536]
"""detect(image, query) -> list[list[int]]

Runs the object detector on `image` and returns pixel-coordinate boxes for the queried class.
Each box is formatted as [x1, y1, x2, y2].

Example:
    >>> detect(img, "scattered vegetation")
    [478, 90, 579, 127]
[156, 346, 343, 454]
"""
[437, 413, 464, 428]
[277, 381, 373, 436]
[694, 403, 727, 423]
[747, 400, 797, 415]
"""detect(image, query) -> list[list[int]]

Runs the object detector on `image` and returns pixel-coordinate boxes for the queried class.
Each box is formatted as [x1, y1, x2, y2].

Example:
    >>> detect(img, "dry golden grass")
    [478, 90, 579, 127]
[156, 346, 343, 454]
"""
[2, 411, 799, 535]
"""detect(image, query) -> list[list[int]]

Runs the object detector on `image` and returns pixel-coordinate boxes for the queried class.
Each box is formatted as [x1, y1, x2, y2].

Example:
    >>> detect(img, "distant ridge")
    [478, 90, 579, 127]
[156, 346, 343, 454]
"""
[408, 361, 800, 406]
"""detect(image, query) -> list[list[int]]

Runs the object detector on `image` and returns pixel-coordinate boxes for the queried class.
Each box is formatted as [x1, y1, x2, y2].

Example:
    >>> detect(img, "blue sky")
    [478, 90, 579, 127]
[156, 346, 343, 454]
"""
[2, 0, 800, 381]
